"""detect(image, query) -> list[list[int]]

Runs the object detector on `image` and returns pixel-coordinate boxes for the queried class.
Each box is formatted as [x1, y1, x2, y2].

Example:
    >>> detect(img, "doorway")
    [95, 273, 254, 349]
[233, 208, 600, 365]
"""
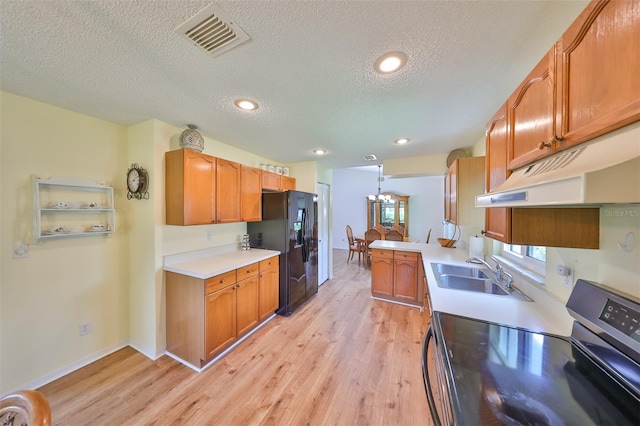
[316, 182, 330, 285]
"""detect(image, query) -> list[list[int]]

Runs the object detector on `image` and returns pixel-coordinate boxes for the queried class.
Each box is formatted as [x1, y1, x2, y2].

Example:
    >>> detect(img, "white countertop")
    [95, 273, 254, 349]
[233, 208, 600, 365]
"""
[369, 241, 574, 336]
[163, 249, 280, 279]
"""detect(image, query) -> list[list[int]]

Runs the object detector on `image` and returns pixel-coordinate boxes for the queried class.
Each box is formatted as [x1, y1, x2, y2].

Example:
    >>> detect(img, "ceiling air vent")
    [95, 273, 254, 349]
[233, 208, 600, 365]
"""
[363, 154, 378, 161]
[175, 3, 250, 58]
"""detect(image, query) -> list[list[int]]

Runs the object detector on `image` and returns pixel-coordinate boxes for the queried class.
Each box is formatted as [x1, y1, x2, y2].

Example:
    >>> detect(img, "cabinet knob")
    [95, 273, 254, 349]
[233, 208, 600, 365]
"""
[481, 230, 486, 235]
[538, 141, 552, 150]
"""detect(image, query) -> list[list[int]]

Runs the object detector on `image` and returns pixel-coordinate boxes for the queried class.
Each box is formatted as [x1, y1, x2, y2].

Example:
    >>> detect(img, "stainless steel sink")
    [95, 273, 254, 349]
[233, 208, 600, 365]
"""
[432, 263, 491, 279]
[430, 262, 532, 301]
[439, 274, 508, 295]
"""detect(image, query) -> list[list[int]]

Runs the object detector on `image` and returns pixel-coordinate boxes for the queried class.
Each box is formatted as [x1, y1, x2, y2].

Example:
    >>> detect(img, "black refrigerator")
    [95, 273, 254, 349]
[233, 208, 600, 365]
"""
[247, 190, 318, 316]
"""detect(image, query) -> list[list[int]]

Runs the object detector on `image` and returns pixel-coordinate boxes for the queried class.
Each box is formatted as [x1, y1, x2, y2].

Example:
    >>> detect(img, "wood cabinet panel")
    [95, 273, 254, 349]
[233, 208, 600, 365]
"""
[484, 105, 511, 242]
[507, 49, 556, 170]
[444, 157, 485, 227]
[236, 275, 259, 337]
[261, 170, 296, 191]
[241, 166, 262, 222]
[393, 257, 418, 302]
[259, 262, 279, 321]
[205, 270, 237, 295]
[555, 0, 640, 148]
[166, 150, 216, 225]
[216, 158, 241, 223]
[205, 285, 236, 360]
[281, 176, 296, 191]
[261, 171, 280, 191]
[371, 256, 393, 297]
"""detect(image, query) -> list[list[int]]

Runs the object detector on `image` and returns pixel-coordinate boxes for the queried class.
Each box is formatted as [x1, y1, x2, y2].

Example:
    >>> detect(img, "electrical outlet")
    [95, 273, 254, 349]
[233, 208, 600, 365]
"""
[79, 322, 91, 336]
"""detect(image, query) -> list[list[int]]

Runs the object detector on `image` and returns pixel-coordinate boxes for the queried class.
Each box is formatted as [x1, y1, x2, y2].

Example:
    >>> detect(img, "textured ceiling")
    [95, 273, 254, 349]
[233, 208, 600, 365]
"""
[0, 0, 589, 169]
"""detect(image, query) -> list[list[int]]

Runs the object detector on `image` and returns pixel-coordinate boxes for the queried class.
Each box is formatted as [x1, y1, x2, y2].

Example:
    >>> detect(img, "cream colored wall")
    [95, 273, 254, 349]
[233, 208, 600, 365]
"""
[0, 92, 130, 394]
[384, 153, 449, 177]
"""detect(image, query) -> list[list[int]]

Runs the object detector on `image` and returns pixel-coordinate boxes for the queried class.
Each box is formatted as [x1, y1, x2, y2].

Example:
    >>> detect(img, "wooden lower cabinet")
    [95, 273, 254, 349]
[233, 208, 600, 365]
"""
[259, 257, 280, 321]
[371, 249, 422, 306]
[371, 249, 393, 297]
[205, 284, 236, 360]
[166, 255, 279, 368]
[394, 251, 419, 302]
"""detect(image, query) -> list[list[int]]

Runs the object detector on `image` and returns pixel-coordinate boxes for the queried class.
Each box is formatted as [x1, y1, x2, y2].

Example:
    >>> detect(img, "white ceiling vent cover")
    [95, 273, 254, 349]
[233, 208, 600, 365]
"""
[175, 3, 250, 58]
[363, 154, 378, 161]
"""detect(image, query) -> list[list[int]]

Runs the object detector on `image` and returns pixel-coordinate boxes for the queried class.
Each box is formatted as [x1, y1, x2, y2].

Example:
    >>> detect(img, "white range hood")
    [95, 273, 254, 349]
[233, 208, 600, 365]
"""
[476, 122, 640, 208]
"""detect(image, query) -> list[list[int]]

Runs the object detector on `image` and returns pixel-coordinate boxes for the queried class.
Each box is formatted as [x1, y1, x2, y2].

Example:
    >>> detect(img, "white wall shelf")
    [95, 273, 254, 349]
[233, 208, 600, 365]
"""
[33, 176, 115, 242]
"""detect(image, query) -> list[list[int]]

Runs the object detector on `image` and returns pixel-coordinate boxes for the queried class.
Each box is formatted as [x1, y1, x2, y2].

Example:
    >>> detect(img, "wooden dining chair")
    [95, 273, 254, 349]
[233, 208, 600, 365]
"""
[345, 225, 363, 265]
[385, 229, 403, 241]
[364, 228, 382, 268]
[374, 224, 386, 235]
[391, 225, 405, 237]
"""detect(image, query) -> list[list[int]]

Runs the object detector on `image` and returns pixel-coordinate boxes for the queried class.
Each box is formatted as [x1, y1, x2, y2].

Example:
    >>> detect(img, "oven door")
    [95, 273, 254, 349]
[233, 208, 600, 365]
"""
[422, 326, 453, 426]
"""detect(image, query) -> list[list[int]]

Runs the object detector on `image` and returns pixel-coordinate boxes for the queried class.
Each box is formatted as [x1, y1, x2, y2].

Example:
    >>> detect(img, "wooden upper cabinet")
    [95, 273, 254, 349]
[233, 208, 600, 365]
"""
[241, 166, 262, 222]
[166, 149, 216, 225]
[555, 0, 640, 149]
[444, 157, 485, 227]
[281, 176, 296, 191]
[216, 159, 241, 223]
[261, 170, 296, 191]
[507, 48, 556, 170]
[484, 105, 511, 242]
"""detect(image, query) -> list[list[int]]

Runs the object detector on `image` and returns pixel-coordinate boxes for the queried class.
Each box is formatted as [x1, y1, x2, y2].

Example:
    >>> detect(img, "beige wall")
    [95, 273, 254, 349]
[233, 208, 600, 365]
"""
[1, 92, 130, 393]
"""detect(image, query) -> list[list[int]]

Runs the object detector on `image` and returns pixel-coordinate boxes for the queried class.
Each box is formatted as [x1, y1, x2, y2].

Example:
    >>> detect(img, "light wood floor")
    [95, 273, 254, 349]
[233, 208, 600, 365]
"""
[38, 249, 434, 425]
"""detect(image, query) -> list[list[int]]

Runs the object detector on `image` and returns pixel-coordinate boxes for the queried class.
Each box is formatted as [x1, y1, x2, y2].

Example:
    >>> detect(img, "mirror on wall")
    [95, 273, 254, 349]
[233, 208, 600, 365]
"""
[366, 193, 409, 235]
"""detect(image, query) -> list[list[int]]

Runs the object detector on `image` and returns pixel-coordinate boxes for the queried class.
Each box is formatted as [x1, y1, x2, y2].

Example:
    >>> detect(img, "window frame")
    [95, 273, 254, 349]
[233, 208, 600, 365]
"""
[501, 243, 546, 276]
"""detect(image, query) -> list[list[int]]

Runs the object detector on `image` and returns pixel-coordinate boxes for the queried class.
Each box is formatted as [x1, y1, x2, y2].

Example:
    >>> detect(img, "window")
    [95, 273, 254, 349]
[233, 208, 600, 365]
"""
[502, 244, 546, 276]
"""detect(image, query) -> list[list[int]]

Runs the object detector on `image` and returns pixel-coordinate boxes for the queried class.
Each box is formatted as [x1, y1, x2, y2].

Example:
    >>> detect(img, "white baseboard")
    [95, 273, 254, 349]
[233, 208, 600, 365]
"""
[4, 340, 128, 397]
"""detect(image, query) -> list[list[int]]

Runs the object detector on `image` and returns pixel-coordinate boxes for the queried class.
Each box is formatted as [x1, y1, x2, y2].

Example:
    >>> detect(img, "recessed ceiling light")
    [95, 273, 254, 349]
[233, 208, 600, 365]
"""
[313, 149, 327, 155]
[394, 138, 410, 145]
[375, 52, 407, 74]
[234, 99, 258, 111]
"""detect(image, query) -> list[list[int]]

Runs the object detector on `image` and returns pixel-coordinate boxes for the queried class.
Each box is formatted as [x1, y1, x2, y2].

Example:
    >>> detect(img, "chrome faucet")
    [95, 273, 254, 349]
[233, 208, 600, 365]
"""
[466, 255, 514, 289]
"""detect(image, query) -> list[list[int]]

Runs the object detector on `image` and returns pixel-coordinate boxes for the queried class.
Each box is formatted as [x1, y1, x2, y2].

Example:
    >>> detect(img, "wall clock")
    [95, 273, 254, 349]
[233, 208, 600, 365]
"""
[127, 163, 149, 200]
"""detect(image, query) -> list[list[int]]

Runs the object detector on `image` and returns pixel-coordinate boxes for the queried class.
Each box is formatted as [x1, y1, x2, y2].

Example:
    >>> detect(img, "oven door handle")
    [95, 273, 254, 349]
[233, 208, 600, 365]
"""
[422, 326, 443, 426]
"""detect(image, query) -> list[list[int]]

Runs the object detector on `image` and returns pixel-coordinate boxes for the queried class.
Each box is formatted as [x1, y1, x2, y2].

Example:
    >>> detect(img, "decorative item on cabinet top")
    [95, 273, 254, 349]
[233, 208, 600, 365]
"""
[32, 175, 116, 242]
[179, 124, 204, 152]
[126, 163, 149, 200]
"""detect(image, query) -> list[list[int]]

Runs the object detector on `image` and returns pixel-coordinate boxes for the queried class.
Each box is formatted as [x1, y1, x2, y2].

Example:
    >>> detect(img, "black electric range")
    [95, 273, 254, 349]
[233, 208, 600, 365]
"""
[422, 279, 640, 425]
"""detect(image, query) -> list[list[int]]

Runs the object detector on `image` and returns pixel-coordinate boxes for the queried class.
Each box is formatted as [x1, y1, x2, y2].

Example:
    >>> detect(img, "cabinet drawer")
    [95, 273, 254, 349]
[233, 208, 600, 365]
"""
[260, 256, 279, 271]
[237, 262, 259, 280]
[205, 270, 237, 294]
[371, 249, 393, 259]
[394, 251, 418, 261]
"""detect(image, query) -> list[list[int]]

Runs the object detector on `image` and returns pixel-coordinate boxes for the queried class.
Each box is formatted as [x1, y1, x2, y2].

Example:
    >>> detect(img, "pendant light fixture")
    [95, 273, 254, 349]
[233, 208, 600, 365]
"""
[368, 165, 394, 203]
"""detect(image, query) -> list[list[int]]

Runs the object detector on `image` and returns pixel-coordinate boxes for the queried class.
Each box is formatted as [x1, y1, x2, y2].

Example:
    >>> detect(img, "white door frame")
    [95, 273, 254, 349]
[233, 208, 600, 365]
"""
[316, 182, 330, 285]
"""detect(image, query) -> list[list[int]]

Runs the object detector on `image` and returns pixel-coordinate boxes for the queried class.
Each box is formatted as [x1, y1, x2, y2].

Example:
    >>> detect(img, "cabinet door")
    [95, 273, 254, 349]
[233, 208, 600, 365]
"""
[205, 285, 236, 359]
[443, 171, 451, 222]
[507, 49, 555, 170]
[448, 160, 458, 225]
[262, 171, 280, 191]
[281, 176, 296, 191]
[555, 0, 640, 149]
[166, 150, 216, 225]
[371, 257, 393, 297]
[236, 276, 259, 337]
[241, 166, 262, 222]
[484, 105, 511, 242]
[259, 266, 279, 321]
[393, 255, 418, 302]
[216, 159, 241, 223]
